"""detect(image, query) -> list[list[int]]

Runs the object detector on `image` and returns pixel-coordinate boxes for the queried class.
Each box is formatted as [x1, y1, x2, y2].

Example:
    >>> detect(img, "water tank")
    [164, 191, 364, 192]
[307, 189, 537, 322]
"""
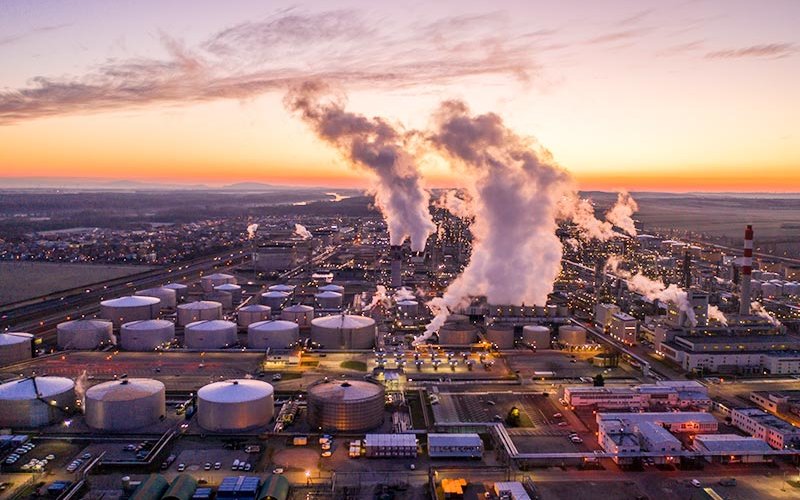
[214, 283, 242, 303]
[558, 325, 587, 346]
[307, 379, 384, 432]
[280, 304, 314, 328]
[268, 284, 295, 293]
[197, 379, 274, 432]
[120, 320, 175, 351]
[237, 305, 272, 327]
[444, 314, 469, 324]
[0, 333, 33, 366]
[319, 284, 344, 294]
[310, 314, 375, 349]
[200, 273, 236, 293]
[438, 322, 478, 345]
[522, 325, 551, 348]
[177, 301, 222, 326]
[314, 291, 343, 310]
[0, 376, 76, 427]
[57, 319, 114, 350]
[135, 287, 177, 309]
[84, 378, 165, 431]
[184, 320, 238, 349]
[163, 283, 189, 302]
[247, 321, 300, 350]
[261, 291, 290, 310]
[485, 324, 515, 349]
[204, 291, 233, 310]
[396, 300, 419, 317]
[100, 296, 161, 327]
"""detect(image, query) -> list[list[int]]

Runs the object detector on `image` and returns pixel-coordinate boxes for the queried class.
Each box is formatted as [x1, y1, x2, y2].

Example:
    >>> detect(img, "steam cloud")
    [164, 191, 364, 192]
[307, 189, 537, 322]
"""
[436, 189, 474, 219]
[294, 223, 312, 240]
[363, 285, 391, 312]
[285, 81, 435, 252]
[605, 191, 639, 236]
[707, 305, 729, 326]
[247, 223, 259, 239]
[751, 301, 781, 327]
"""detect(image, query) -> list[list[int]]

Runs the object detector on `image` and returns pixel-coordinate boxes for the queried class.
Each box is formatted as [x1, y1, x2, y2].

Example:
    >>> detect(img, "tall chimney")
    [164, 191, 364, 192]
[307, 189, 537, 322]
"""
[739, 225, 753, 315]
[682, 251, 692, 289]
[390, 245, 402, 288]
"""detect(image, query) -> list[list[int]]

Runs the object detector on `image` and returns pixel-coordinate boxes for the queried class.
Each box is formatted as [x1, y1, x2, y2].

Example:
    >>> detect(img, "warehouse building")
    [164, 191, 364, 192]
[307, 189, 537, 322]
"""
[730, 407, 800, 449]
[427, 433, 483, 459]
[364, 434, 418, 458]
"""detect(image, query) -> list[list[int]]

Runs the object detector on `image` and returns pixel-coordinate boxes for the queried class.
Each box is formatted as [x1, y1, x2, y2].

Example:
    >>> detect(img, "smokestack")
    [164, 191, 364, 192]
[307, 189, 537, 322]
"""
[739, 224, 753, 315]
[390, 245, 402, 288]
[682, 251, 692, 290]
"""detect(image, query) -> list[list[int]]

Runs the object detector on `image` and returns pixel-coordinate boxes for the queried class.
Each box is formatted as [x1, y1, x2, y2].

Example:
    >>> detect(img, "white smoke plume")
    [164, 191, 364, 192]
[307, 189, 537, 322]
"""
[363, 285, 391, 312]
[605, 191, 638, 237]
[394, 286, 416, 302]
[707, 305, 729, 326]
[436, 189, 474, 219]
[559, 194, 617, 241]
[285, 82, 435, 252]
[294, 223, 312, 240]
[751, 301, 781, 327]
[247, 223, 259, 239]
[605, 255, 697, 326]
[74, 369, 89, 408]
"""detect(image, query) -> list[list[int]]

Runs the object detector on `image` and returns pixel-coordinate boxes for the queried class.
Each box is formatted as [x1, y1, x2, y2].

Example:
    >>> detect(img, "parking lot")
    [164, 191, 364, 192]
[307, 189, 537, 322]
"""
[431, 391, 564, 427]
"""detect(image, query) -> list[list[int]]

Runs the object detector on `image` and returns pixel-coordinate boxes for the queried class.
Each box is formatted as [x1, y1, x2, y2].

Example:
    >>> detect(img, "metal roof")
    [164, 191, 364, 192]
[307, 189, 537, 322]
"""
[427, 433, 483, 447]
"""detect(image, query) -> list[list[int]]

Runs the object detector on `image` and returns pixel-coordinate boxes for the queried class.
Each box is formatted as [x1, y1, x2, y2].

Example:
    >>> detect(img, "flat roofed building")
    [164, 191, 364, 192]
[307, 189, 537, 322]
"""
[364, 434, 418, 458]
[494, 482, 532, 500]
[693, 434, 773, 463]
[609, 312, 638, 345]
[427, 433, 483, 459]
[730, 407, 800, 450]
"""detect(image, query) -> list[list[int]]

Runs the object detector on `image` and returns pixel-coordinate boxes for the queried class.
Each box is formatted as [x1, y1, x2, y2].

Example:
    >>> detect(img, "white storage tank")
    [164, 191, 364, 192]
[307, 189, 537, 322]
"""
[247, 320, 300, 350]
[310, 314, 375, 349]
[307, 379, 385, 432]
[558, 325, 587, 346]
[177, 301, 222, 326]
[120, 320, 175, 351]
[318, 284, 345, 294]
[0, 376, 76, 427]
[200, 273, 236, 293]
[268, 284, 295, 293]
[485, 324, 515, 349]
[396, 300, 419, 317]
[135, 287, 177, 309]
[260, 291, 290, 310]
[163, 283, 188, 302]
[57, 319, 114, 350]
[184, 320, 238, 349]
[280, 304, 314, 328]
[214, 283, 243, 303]
[100, 296, 161, 327]
[237, 305, 272, 327]
[438, 322, 478, 345]
[204, 291, 233, 310]
[0, 333, 33, 366]
[522, 325, 551, 348]
[314, 291, 343, 310]
[84, 378, 166, 431]
[197, 379, 275, 432]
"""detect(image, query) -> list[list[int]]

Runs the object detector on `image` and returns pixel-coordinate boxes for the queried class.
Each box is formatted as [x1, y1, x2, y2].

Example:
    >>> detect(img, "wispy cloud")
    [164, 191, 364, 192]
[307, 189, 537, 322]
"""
[0, 23, 70, 46]
[584, 29, 648, 45]
[705, 43, 795, 59]
[0, 10, 544, 124]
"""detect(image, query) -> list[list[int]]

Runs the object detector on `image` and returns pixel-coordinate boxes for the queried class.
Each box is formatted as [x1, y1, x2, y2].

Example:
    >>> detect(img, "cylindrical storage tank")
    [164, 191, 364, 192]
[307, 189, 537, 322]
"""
[57, 319, 114, 350]
[100, 296, 161, 327]
[214, 283, 242, 303]
[307, 379, 384, 432]
[396, 300, 419, 318]
[184, 320, 238, 349]
[546, 305, 558, 317]
[204, 291, 233, 310]
[237, 305, 272, 328]
[280, 304, 314, 328]
[444, 314, 469, 324]
[163, 283, 188, 303]
[522, 325, 551, 348]
[197, 379, 274, 432]
[84, 378, 166, 431]
[247, 320, 300, 350]
[0, 376, 76, 427]
[485, 324, 515, 349]
[200, 273, 236, 293]
[135, 287, 177, 309]
[558, 325, 587, 346]
[260, 291, 290, 310]
[120, 320, 175, 351]
[314, 291, 343, 310]
[0, 333, 33, 366]
[310, 314, 375, 349]
[268, 284, 295, 293]
[176, 301, 222, 326]
[438, 322, 478, 345]
[319, 284, 345, 294]
[557, 305, 570, 317]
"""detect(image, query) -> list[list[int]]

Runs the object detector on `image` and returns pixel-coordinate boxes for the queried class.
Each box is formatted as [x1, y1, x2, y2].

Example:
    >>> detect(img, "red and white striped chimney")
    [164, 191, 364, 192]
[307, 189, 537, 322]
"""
[739, 224, 753, 315]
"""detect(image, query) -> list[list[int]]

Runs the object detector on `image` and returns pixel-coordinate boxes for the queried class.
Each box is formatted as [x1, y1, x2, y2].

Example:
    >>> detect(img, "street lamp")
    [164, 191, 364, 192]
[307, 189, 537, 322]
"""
[305, 470, 311, 486]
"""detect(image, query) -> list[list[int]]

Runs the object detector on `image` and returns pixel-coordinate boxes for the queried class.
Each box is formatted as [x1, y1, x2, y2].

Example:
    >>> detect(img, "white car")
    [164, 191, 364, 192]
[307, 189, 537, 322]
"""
[272, 467, 284, 474]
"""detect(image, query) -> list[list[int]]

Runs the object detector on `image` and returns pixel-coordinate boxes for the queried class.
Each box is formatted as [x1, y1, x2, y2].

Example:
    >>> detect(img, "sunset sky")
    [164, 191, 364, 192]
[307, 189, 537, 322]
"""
[0, 0, 798, 191]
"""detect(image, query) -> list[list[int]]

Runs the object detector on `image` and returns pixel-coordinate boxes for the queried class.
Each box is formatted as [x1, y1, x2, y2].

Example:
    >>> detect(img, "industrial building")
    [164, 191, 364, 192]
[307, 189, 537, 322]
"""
[427, 433, 483, 458]
[692, 434, 773, 463]
[565, 381, 710, 410]
[364, 433, 418, 457]
[609, 312, 638, 345]
[730, 407, 800, 449]
[307, 379, 385, 432]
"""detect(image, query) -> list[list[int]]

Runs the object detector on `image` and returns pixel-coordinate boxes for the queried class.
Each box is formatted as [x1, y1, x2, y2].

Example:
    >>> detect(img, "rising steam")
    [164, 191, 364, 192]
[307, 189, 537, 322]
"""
[707, 305, 729, 326]
[294, 223, 312, 240]
[436, 189, 474, 219]
[751, 301, 781, 327]
[605, 191, 638, 237]
[247, 223, 259, 239]
[284, 81, 435, 252]
[363, 285, 391, 312]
